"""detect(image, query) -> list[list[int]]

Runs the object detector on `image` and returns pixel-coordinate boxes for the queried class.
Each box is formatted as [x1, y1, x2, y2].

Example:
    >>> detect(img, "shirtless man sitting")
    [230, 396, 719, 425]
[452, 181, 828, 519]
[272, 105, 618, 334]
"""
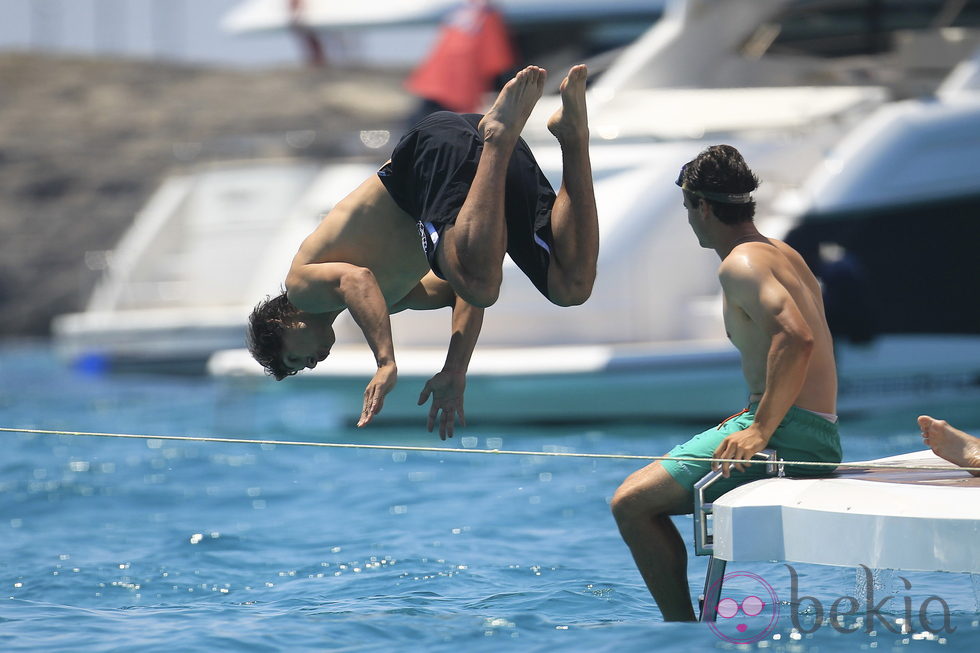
[610, 145, 842, 621]
[247, 65, 598, 438]
[918, 415, 980, 476]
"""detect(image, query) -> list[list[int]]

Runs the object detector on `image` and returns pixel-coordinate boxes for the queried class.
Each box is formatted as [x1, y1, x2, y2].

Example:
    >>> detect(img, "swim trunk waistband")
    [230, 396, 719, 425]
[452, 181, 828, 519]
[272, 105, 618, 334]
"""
[746, 396, 838, 423]
[800, 406, 839, 424]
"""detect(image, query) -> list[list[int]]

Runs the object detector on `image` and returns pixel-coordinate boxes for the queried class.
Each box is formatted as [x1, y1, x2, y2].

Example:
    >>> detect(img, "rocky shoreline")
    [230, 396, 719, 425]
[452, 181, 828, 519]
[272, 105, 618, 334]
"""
[0, 53, 413, 336]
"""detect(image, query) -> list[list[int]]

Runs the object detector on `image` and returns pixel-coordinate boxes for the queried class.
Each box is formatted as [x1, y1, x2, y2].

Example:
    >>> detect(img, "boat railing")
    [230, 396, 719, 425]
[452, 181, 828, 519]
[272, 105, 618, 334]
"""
[693, 448, 783, 622]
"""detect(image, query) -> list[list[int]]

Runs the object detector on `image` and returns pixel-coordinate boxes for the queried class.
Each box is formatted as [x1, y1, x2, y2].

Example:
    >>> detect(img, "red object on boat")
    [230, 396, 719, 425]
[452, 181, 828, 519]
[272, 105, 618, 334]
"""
[406, 0, 517, 113]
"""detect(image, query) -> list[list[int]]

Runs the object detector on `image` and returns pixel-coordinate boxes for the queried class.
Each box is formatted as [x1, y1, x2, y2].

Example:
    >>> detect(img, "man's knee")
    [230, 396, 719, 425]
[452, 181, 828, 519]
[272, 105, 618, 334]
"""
[454, 271, 502, 308]
[610, 481, 660, 532]
[610, 465, 691, 529]
[609, 483, 638, 524]
[438, 246, 503, 308]
[548, 280, 594, 307]
[547, 268, 596, 307]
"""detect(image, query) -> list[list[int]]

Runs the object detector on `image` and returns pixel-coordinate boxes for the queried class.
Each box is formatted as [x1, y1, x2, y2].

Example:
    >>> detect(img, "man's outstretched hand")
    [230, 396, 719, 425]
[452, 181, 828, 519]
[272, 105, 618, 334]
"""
[418, 370, 466, 440]
[358, 362, 397, 427]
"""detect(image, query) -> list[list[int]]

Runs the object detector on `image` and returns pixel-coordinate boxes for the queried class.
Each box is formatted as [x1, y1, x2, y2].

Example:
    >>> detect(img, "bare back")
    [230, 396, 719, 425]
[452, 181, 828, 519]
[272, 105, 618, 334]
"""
[721, 238, 837, 414]
[289, 174, 430, 309]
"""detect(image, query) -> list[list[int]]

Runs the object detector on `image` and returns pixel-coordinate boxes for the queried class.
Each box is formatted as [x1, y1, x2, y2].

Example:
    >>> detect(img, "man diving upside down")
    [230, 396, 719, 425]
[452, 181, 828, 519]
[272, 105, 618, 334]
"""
[247, 65, 599, 438]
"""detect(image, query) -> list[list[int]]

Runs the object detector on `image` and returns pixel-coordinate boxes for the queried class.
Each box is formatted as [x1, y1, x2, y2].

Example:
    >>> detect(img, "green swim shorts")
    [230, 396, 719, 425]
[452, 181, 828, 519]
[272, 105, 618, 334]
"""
[661, 403, 842, 503]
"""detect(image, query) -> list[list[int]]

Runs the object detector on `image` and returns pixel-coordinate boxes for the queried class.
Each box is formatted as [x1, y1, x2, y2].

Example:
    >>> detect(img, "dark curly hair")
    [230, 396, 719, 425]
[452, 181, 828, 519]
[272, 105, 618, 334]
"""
[247, 291, 301, 380]
[676, 144, 760, 224]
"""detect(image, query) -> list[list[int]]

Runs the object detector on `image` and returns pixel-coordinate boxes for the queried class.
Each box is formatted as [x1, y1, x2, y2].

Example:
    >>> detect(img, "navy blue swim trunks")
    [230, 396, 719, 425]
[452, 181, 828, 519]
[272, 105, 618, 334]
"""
[378, 111, 557, 298]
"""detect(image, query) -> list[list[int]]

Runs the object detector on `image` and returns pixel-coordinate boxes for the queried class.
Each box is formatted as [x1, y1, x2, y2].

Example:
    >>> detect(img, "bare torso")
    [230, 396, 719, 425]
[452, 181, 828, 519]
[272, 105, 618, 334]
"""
[722, 238, 838, 414]
[289, 174, 429, 308]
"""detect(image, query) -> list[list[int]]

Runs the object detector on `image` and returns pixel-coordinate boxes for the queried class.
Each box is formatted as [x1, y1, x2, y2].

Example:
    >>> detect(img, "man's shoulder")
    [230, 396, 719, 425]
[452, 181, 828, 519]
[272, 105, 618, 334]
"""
[284, 264, 349, 313]
[720, 238, 796, 276]
[718, 242, 788, 300]
[718, 247, 765, 280]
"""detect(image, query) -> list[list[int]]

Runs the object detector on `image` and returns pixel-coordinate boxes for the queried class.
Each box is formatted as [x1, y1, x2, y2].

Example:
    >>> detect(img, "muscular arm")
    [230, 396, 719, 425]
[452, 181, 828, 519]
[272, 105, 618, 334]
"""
[444, 297, 483, 372]
[287, 262, 397, 426]
[714, 257, 814, 474]
[393, 273, 485, 439]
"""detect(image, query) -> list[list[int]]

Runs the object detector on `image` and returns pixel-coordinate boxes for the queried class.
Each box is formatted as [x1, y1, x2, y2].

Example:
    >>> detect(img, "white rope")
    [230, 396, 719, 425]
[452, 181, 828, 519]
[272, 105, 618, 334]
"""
[2, 426, 978, 473]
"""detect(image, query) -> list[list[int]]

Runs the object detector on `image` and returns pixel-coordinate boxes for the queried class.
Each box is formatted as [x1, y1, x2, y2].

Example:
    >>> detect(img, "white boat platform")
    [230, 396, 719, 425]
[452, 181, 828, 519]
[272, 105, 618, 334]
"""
[696, 450, 980, 621]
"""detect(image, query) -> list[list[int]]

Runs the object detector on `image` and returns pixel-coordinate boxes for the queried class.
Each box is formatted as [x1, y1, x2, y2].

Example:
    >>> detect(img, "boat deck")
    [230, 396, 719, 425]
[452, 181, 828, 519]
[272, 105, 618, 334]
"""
[831, 454, 980, 487]
[710, 450, 979, 574]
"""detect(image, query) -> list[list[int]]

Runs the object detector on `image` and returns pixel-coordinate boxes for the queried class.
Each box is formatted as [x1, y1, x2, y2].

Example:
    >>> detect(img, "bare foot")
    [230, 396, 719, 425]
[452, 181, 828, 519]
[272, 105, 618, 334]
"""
[548, 64, 590, 144]
[918, 415, 980, 476]
[478, 65, 546, 146]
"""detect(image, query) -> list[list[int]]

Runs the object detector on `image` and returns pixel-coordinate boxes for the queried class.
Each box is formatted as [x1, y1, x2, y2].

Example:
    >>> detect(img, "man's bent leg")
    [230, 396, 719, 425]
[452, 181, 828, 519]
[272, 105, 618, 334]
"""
[545, 65, 599, 306]
[437, 66, 546, 308]
[610, 461, 697, 621]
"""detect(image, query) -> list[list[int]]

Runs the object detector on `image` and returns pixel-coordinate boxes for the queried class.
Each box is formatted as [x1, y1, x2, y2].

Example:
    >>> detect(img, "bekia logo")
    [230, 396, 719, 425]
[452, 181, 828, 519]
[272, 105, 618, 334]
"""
[707, 565, 958, 642]
[707, 571, 780, 643]
[788, 565, 957, 635]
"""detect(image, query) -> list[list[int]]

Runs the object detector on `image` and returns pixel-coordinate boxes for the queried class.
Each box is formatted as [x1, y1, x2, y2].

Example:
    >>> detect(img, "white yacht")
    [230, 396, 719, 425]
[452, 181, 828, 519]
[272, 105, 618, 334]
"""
[55, 1, 980, 420]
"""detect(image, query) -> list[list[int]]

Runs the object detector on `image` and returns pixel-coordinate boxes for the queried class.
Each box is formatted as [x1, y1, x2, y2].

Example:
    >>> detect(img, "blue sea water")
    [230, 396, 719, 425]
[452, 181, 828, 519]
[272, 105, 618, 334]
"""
[0, 342, 977, 652]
